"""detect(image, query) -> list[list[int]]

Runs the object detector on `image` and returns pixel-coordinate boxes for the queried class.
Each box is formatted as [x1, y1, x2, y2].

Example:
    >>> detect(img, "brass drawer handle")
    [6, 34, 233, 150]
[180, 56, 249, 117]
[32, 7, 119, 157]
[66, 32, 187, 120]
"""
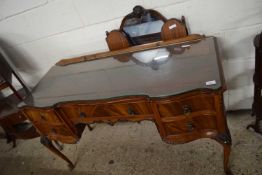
[79, 112, 87, 118]
[187, 122, 195, 132]
[183, 105, 192, 115]
[128, 106, 136, 115]
[40, 113, 46, 121]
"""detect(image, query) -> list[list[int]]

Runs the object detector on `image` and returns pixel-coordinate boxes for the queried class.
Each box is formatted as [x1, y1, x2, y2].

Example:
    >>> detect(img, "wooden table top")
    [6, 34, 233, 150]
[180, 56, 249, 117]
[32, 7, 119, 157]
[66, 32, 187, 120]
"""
[23, 36, 223, 107]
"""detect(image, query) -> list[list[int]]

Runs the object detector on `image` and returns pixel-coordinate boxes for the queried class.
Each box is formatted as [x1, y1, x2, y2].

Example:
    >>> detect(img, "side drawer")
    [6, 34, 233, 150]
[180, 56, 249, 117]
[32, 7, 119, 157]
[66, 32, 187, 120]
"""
[155, 92, 215, 118]
[23, 108, 64, 125]
[159, 111, 218, 144]
[22, 107, 78, 144]
[34, 123, 78, 143]
[162, 113, 217, 136]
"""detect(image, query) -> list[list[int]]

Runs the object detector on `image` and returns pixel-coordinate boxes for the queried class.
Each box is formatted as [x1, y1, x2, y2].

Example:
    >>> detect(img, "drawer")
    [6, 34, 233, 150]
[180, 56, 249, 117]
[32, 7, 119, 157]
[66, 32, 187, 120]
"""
[155, 93, 215, 118]
[36, 124, 78, 143]
[58, 103, 95, 120]
[58, 99, 153, 121]
[162, 112, 217, 136]
[22, 107, 78, 143]
[92, 101, 153, 117]
[23, 108, 63, 125]
[32, 123, 71, 136]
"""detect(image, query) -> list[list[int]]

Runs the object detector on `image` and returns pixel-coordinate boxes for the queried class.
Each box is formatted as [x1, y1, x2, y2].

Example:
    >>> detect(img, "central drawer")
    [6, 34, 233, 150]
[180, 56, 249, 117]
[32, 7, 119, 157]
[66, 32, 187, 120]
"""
[92, 101, 152, 117]
[57, 97, 153, 123]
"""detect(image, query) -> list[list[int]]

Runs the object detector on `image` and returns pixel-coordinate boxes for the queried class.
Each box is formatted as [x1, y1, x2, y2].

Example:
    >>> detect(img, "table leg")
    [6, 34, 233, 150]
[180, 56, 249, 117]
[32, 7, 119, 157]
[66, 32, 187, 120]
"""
[223, 143, 233, 175]
[214, 132, 233, 175]
[40, 136, 74, 169]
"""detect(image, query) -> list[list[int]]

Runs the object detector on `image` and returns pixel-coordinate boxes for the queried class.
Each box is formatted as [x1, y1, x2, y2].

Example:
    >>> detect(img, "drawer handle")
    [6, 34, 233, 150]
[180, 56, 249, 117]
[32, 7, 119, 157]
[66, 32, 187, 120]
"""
[183, 105, 192, 115]
[51, 128, 57, 134]
[79, 112, 87, 118]
[128, 106, 136, 115]
[187, 122, 195, 132]
[40, 113, 46, 121]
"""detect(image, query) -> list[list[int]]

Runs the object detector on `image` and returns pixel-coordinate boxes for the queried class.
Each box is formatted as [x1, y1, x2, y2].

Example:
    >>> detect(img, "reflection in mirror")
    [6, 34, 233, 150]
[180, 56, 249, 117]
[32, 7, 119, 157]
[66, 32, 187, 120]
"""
[123, 20, 164, 38]
[132, 48, 170, 70]
[121, 5, 166, 45]
[112, 44, 192, 70]
[169, 44, 191, 55]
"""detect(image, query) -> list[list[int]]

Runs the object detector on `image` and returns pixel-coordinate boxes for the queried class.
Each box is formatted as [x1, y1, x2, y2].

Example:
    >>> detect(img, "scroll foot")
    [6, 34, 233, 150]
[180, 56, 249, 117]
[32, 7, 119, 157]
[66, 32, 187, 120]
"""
[68, 162, 75, 170]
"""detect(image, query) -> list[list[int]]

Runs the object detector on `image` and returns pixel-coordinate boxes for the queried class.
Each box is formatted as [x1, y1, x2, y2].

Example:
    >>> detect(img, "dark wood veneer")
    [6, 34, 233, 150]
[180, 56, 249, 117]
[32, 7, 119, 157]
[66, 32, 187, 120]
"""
[20, 88, 232, 174]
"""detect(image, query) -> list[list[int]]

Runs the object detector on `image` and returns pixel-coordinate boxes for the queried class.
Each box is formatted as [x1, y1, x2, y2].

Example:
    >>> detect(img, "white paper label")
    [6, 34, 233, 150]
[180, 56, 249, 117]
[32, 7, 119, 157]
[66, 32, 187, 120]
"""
[205, 80, 216, 86]
[169, 24, 177, 30]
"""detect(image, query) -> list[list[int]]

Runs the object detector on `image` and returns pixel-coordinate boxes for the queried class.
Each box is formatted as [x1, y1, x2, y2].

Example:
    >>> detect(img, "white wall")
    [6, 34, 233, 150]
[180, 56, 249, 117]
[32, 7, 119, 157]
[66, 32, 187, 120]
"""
[0, 0, 261, 110]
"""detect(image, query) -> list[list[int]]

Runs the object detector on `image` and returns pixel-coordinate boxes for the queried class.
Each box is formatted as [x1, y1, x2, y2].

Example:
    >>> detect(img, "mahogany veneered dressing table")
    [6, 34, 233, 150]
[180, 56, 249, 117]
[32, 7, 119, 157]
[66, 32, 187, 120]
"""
[19, 36, 232, 174]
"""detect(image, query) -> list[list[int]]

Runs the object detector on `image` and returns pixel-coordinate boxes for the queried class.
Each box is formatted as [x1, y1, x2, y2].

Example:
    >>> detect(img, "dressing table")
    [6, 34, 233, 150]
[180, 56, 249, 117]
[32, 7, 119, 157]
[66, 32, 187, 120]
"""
[18, 6, 232, 175]
[19, 36, 232, 174]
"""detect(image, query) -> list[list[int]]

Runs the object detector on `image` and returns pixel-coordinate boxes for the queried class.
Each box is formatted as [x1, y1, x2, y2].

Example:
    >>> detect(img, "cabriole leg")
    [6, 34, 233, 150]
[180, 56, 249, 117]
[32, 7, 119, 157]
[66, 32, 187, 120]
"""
[214, 132, 233, 175]
[40, 136, 74, 169]
[223, 143, 233, 175]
